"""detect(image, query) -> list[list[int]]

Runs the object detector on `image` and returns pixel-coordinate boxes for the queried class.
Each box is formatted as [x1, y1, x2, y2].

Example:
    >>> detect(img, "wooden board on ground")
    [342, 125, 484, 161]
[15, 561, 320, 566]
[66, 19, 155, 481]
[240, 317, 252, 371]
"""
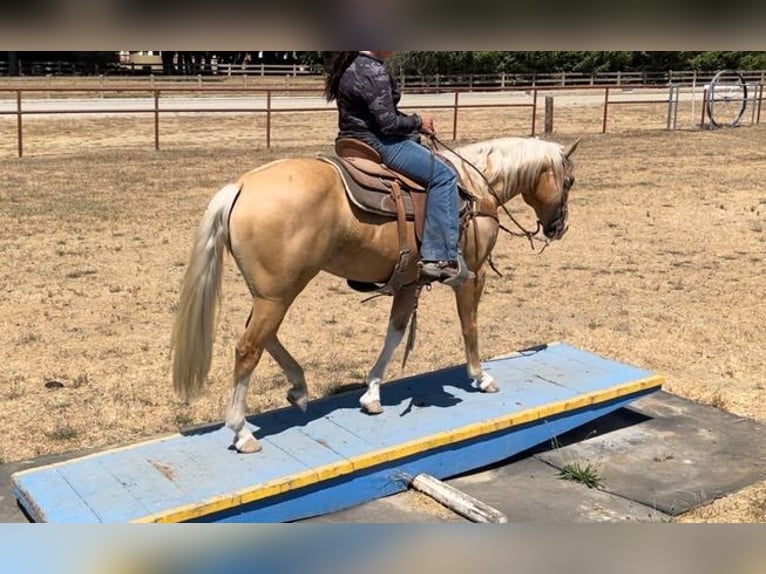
[12, 343, 662, 523]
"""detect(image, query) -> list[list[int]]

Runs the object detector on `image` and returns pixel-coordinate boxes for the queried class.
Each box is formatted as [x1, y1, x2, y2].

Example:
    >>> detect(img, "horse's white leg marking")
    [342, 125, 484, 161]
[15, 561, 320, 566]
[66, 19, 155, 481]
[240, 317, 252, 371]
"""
[266, 336, 309, 412]
[471, 368, 499, 393]
[361, 287, 418, 415]
[226, 372, 261, 453]
[226, 298, 290, 454]
[361, 321, 407, 415]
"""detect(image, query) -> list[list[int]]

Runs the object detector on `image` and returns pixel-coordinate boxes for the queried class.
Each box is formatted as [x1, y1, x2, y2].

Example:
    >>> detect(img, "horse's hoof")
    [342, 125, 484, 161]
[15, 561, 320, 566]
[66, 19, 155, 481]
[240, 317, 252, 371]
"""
[287, 390, 308, 413]
[235, 435, 262, 454]
[481, 381, 500, 393]
[361, 400, 384, 415]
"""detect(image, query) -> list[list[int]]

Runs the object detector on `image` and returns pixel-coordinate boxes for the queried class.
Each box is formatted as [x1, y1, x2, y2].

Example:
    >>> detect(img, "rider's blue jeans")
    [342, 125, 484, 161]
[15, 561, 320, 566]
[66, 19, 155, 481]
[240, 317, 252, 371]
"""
[375, 138, 460, 262]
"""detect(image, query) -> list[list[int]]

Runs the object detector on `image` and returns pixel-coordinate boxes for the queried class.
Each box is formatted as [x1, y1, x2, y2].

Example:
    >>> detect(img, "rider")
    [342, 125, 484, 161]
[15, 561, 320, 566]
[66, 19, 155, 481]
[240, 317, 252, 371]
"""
[324, 51, 468, 286]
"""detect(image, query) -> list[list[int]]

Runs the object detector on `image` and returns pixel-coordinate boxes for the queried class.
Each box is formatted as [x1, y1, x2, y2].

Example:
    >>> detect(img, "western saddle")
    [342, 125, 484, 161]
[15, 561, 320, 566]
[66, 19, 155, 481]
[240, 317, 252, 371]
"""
[320, 138, 470, 295]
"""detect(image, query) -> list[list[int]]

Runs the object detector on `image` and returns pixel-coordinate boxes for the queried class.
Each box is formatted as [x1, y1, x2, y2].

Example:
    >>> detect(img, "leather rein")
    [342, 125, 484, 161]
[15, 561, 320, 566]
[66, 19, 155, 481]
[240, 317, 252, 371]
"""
[427, 135, 548, 254]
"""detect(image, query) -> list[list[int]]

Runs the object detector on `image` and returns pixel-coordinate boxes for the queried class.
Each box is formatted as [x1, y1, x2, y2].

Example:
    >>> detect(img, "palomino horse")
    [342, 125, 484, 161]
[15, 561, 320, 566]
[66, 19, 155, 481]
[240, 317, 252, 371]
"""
[171, 136, 579, 453]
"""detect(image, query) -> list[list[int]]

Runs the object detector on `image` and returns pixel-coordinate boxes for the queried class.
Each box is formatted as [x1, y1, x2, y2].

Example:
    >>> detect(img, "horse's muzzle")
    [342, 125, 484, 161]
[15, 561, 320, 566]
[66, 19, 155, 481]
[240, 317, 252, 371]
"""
[543, 213, 569, 240]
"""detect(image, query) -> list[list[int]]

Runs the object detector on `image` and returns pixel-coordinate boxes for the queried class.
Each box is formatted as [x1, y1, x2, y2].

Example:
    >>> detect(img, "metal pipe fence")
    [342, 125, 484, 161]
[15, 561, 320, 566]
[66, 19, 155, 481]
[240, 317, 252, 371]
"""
[0, 83, 762, 158]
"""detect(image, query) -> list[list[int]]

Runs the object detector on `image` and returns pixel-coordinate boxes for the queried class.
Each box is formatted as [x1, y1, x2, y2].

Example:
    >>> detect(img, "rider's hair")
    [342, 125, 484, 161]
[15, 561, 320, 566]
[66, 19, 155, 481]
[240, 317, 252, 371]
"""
[324, 52, 359, 102]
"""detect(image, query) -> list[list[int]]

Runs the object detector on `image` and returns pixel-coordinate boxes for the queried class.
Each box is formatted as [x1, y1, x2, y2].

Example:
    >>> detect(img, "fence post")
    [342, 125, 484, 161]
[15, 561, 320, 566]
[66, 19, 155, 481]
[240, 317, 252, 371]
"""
[700, 87, 708, 128]
[452, 91, 459, 140]
[16, 90, 23, 158]
[544, 96, 554, 135]
[266, 90, 272, 148]
[690, 70, 698, 126]
[602, 87, 610, 133]
[531, 89, 538, 136]
[154, 89, 160, 151]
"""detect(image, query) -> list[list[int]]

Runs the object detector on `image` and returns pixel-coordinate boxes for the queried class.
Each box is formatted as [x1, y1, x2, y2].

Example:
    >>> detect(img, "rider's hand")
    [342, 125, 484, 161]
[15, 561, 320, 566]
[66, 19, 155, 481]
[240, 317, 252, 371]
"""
[419, 114, 436, 136]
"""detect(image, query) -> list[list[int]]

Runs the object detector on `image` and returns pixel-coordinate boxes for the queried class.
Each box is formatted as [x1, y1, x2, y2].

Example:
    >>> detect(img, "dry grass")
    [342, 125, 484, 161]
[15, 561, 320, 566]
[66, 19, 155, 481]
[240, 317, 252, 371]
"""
[0, 105, 764, 522]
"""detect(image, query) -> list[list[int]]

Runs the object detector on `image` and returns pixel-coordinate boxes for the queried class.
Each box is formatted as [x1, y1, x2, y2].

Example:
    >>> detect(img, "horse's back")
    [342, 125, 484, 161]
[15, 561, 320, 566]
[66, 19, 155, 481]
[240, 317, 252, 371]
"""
[227, 156, 404, 285]
[228, 157, 353, 267]
[236, 157, 339, 197]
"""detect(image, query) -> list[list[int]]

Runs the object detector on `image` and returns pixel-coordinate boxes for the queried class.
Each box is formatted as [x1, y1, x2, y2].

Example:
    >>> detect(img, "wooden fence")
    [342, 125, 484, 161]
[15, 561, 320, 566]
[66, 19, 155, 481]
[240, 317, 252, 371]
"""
[1, 61, 765, 91]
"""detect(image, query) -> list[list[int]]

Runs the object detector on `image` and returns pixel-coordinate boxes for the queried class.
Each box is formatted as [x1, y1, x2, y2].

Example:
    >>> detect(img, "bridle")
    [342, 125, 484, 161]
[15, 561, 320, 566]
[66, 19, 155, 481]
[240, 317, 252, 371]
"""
[428, 135, 568, 253]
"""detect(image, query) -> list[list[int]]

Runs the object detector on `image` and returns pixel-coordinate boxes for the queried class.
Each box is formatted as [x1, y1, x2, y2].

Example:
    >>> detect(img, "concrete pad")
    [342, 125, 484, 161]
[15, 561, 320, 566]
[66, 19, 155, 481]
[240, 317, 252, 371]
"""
[448, 457, 670, 522]
[533, 391, 766, 516]
[304, 490, 467, 523]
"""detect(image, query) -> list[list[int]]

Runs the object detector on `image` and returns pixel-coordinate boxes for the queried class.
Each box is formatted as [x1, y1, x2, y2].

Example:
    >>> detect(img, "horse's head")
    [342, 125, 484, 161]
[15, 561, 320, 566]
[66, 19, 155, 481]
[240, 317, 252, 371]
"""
[521, 139, 580, 241]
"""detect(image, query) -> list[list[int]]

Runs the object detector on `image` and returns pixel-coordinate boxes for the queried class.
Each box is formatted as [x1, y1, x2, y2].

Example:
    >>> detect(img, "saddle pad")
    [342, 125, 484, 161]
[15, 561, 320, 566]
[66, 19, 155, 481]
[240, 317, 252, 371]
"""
[319, 155, 419, 219]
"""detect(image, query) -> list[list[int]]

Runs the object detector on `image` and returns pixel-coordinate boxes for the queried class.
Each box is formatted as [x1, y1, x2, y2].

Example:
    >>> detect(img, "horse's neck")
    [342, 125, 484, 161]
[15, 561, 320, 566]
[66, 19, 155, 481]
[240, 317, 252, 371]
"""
[443, 148, 521, 208]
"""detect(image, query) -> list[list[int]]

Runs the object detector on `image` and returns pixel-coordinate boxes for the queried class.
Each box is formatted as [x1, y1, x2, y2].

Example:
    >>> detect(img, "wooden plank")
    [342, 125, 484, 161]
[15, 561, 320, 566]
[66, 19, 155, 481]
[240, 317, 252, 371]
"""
[144, 426, 313, 499]
[123, 431, 250, 498]
[484, 343, 652, 394]
[262, 426, 350, 471]
[11, 343, 663, 523]
[325, 368, 581, 449]
[51, 458, 155, 522]
[265, 412, 374, 466]
[85, 451, 189, 519]
[13, 467, 97, 523]
[192, 388, 658, 523]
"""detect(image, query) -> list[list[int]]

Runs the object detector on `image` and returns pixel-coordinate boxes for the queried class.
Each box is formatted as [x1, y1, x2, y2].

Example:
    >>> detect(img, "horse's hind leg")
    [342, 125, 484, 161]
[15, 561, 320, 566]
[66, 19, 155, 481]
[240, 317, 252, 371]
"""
[266, 335, 309, 412]
[360, 286, 419, 415]
[227, 297, 291, 453]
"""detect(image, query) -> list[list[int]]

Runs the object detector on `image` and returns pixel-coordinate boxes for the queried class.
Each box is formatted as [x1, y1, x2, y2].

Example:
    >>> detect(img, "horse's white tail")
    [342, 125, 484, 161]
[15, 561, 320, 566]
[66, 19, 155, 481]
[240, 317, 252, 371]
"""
[171, 182, 242, 400]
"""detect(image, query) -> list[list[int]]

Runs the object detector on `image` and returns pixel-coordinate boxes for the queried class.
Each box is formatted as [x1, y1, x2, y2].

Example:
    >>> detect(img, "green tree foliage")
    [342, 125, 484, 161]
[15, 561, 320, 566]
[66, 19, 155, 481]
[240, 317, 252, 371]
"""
[296, 52, 765, 75]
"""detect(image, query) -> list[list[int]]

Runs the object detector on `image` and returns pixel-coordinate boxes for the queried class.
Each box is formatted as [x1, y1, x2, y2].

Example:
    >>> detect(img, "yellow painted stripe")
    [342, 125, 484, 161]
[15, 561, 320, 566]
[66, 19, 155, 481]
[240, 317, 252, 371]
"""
[132, 374, 664, 523]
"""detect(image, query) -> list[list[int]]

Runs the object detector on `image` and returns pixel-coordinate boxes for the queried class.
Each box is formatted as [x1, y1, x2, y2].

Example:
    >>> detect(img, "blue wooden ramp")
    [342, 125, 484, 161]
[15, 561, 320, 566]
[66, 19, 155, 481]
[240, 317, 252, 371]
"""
[12, 343, 662, 523]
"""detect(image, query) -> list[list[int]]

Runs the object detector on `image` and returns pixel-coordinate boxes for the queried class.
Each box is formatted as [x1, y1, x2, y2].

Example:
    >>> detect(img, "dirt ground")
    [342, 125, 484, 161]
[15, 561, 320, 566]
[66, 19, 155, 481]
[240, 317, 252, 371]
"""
[0, 101, 764, 522]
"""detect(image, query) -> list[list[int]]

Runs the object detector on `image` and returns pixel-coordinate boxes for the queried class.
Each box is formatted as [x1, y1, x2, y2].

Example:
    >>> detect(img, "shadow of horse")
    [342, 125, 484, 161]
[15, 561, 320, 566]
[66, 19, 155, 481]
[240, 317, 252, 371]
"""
[182, 364, 480, 442]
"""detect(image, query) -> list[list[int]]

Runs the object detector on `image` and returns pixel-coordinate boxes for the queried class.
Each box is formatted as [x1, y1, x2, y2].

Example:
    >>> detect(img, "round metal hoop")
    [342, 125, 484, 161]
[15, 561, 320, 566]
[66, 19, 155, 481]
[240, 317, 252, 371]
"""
[707, 69, 748, 128]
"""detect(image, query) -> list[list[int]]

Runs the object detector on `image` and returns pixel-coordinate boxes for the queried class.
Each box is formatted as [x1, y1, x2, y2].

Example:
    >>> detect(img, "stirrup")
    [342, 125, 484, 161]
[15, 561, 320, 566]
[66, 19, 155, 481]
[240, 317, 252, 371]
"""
[443, 251, 474, 287]
[419, 251, 474, 287]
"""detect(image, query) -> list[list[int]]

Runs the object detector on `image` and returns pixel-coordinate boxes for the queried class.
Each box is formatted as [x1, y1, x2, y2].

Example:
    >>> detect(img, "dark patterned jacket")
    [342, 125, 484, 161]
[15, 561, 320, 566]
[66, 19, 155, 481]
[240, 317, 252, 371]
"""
[335, 53, 422, 150]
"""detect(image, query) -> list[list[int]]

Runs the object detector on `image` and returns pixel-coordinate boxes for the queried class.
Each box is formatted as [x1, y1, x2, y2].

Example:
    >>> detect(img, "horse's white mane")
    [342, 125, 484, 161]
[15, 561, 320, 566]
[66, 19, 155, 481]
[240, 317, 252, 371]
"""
[448, 137, 567, 199]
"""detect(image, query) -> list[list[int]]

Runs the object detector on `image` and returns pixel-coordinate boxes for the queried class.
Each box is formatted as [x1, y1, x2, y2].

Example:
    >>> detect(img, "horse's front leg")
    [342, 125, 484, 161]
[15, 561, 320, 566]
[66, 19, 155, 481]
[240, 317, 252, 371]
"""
[454, 267, 499, 393]
[360, 285, 419, 415]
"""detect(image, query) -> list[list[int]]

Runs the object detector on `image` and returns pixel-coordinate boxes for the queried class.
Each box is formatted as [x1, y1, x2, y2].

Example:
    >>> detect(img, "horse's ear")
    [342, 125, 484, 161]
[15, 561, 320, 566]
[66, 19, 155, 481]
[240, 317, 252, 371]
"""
[565, 138, 581, 158]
